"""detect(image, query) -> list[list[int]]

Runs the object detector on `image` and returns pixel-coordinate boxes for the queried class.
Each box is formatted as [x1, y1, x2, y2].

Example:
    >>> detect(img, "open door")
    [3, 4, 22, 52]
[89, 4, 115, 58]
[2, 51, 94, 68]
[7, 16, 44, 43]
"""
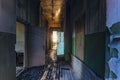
[52, 31, 64, 55]
[27, 26, 46, 67]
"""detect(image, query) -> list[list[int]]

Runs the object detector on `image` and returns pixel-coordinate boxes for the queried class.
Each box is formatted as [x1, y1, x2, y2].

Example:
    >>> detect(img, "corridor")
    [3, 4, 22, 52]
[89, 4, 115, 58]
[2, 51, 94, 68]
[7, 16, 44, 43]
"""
[0, 0, 120, 80]
[16, 49, 75, 80]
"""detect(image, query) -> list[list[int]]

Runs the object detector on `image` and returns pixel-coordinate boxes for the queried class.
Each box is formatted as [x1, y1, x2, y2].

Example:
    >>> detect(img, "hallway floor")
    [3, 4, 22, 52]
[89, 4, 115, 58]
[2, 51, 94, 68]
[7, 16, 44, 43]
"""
[16, 49, 74, 80]
[16, 63, 74, 80]
[16, 64, 74, 80]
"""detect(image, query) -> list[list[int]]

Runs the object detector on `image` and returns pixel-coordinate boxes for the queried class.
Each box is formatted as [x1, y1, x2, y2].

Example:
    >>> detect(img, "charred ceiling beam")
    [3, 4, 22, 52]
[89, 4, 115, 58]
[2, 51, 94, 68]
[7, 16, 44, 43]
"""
[40, 0, 65, 27]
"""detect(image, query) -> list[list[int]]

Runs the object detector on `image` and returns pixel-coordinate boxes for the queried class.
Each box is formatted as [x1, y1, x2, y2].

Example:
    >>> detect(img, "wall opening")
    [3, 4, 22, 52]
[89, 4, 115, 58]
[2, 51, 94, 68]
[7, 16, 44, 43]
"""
[52, 31, 58, 49]
[52, 31, 64, 55]
[15, 22, 25, 67]
[57, 32, 64, 55]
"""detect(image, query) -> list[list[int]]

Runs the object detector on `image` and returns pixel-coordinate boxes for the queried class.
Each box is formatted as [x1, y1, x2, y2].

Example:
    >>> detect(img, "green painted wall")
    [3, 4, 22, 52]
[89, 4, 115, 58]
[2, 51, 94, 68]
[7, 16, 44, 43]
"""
[64, 44, 70, 61]
[105, 31, 110, 78]
[72, 38, 76, 56]
[0, 32, 16, 80]
[84, 32, 105, 78]
[64, 36, 72, 61]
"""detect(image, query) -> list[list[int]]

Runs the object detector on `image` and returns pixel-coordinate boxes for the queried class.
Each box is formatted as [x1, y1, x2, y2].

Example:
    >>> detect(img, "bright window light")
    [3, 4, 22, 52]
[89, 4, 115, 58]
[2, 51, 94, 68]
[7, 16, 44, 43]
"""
[52, 31, 58, 42]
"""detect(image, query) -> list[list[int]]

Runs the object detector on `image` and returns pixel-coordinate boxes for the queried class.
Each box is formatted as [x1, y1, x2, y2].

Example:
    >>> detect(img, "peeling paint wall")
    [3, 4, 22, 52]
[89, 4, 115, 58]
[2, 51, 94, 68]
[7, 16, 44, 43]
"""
[105, 0, 120, 79]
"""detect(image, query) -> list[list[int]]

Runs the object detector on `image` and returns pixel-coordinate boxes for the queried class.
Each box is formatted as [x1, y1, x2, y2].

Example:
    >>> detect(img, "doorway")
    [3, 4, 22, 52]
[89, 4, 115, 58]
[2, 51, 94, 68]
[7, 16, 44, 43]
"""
[15, 22, 25, 67]
[52, 31, 64, 55]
